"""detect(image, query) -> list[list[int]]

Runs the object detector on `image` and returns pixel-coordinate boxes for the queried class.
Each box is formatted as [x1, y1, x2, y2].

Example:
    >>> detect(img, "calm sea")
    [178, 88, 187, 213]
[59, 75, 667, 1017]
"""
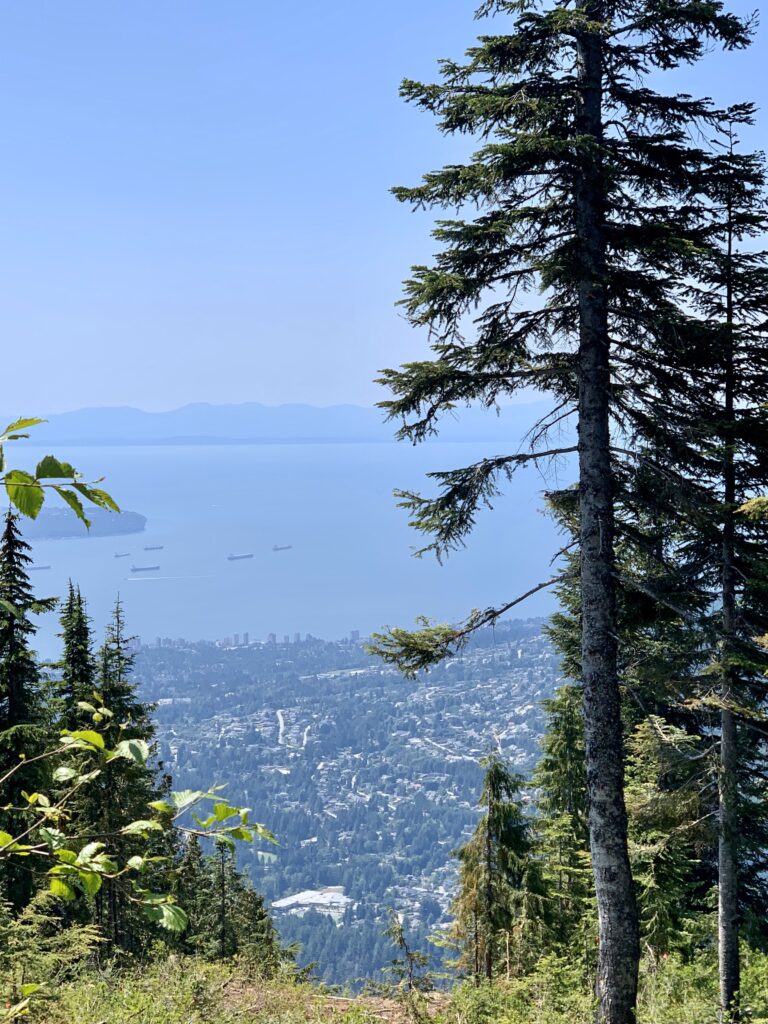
[17, 443, 568, 657]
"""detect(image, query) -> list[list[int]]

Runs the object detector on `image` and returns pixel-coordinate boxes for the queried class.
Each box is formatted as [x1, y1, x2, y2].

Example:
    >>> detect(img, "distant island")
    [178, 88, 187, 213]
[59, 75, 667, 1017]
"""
[22, 508, 147, 540]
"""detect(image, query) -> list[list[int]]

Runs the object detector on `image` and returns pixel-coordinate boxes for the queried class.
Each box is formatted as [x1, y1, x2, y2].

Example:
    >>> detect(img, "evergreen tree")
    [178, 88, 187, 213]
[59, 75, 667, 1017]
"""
[57, 582, 97, 730]
[531, 685, 592, 960]
[371, 3, 755, 1019]
[0, 511, 56, 909]
[88, 599, 166, 952]
[451, 755, 545, 982]
[180, 839, 284, 971]
[688, 128, 768, 1016]
[624, 718, 707, 958]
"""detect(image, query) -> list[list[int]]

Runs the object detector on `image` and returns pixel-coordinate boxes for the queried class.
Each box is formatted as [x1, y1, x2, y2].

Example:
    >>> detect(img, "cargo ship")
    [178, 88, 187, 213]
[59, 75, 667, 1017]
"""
[272, 544, 293, 552]
[29, 565, 51, 571]
[131, 565, 160, 572]
[144, 545, 164, 551]
[227, 553, 254, 561]
[115, 552, 130, 558]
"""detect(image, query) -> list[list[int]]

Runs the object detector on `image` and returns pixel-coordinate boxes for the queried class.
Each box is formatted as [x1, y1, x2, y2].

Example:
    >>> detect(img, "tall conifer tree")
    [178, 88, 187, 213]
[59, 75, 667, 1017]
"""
[57, 583, 97, 731]
[0, 511, 56, 908]
[372, 3, 753, 1018]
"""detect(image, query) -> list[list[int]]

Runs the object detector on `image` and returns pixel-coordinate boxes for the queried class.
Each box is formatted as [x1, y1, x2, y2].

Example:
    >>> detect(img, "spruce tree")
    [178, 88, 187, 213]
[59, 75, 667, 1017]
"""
[451, 754, 544, 982]
[57, 582, 97, 730]
[90, 599, 165, 951]
[531, 685, 592, 959]
[0, 511, 56, 909]
[689, 129, 768, 1016]
[372, 4, 754, 1018]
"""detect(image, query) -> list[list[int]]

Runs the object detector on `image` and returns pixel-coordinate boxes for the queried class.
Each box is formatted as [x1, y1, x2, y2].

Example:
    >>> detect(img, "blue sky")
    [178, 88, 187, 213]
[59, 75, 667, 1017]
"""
[1, 0, 766, 412]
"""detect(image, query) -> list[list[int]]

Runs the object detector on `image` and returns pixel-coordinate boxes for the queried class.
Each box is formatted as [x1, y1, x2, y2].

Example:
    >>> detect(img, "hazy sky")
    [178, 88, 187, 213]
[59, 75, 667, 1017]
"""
[1, 1, 766, 413]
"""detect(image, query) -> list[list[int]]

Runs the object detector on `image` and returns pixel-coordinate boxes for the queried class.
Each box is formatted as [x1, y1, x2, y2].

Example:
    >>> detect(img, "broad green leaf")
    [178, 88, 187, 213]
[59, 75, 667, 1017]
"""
[126, 855, 145, 871]
[53, 486, 90, 525]
[121, 819, 163, 836]
[54, 849, 78, 864]
[64, 729, 105, 750]
[5, 470, 44, 518]
[19, 984, 41, 998]
[52, 766, 78, 783]
[170, 789, 208, 812]
[213, 801, 238, 822]
[49, 877, 76, 901]
[252, 822, 278, 844]
[38, 827, 66, 849]
[144, 901, 188, 932]
[108, 738, 150, 766]
[148, 799, 175, 814]
[76, 701, 97, 714]
[76, 841, 105, 865]
[1, 417, 46, 437]
[36, 455, 76, 478]
[76, 870, 103, 896]
[226, 826, 253, 841]
[0, 830, 14, 848]
[73, 482, 120, 512]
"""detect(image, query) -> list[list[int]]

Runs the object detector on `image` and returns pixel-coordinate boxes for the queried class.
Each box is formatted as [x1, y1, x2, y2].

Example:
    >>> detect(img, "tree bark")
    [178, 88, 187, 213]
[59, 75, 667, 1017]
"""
[719, 184, 740, 1020]
[575, 7, 640, 1023]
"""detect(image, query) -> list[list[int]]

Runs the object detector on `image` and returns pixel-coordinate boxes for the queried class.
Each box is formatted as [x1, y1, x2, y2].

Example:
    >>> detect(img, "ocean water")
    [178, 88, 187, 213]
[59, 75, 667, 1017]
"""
[16, 442, 569, 657]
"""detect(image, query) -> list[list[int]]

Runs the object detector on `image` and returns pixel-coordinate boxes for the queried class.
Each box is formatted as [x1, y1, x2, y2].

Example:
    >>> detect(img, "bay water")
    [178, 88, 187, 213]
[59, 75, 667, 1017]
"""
[17, 442, 568, 657]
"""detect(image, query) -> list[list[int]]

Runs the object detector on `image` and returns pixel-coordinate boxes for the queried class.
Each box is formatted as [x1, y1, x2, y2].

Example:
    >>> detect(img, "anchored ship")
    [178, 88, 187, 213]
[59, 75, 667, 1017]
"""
[131, 565, 160, 572]
[272, 544, 293, 552]
[114, 552, 130, 558]
[29, 565, 51, 571]
[144, 545, 164, 551]
[227, 553, 254, 561]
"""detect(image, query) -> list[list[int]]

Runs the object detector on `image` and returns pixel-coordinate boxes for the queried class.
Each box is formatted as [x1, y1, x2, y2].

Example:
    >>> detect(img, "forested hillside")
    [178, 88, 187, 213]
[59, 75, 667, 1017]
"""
[137, 621, 560, 984]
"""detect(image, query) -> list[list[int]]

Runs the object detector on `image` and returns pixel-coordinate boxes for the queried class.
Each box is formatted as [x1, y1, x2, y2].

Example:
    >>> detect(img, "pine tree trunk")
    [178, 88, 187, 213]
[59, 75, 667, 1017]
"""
[575, 8, 639, 1023]
[719, 198, 740, 1020]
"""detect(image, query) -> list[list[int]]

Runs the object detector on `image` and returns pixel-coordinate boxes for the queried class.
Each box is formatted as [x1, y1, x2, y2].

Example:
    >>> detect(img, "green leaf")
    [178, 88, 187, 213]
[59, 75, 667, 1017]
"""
[143, 901, 188, 932]
[148, 799, 175, 814]
[213, 801, 238, 822]
[73, 482, 120, 512]
[64, 729, 105, 750]
[76, 870, 103, 896]
[38, 827, 66, 850]
[53, 486, 90, 526]
[76, 841, 105, 865]
[108, 738, 150, 766]
[49, 877, 76, 901]
[52, 766, 78, 782]
[126, 855, 145, 871]
[226, 826, 253, 841]
[0, 830, 15, 849]
[121, 819, 163, 836]
[36, 455, 76, 478]
[19, 984, 41, 998]
[5, 469, 44, 518]
[1, 417, 46, 436]
[170, 789, 208, 812]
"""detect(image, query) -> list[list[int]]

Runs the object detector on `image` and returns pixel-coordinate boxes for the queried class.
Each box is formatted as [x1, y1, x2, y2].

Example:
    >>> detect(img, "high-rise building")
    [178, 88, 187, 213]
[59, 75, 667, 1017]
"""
[350, 630, 360, 643]
[234, 633, 240, 647]
[294, 632, 301, 644]
[243, 631, 250, 646]
[283, 634, 290, 646]
[267, 632, 277, 645]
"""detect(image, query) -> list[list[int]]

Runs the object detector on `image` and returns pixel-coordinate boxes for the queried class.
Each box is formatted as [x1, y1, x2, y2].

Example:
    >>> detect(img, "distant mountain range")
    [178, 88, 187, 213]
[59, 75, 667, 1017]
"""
[5, 401, 552, 446]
